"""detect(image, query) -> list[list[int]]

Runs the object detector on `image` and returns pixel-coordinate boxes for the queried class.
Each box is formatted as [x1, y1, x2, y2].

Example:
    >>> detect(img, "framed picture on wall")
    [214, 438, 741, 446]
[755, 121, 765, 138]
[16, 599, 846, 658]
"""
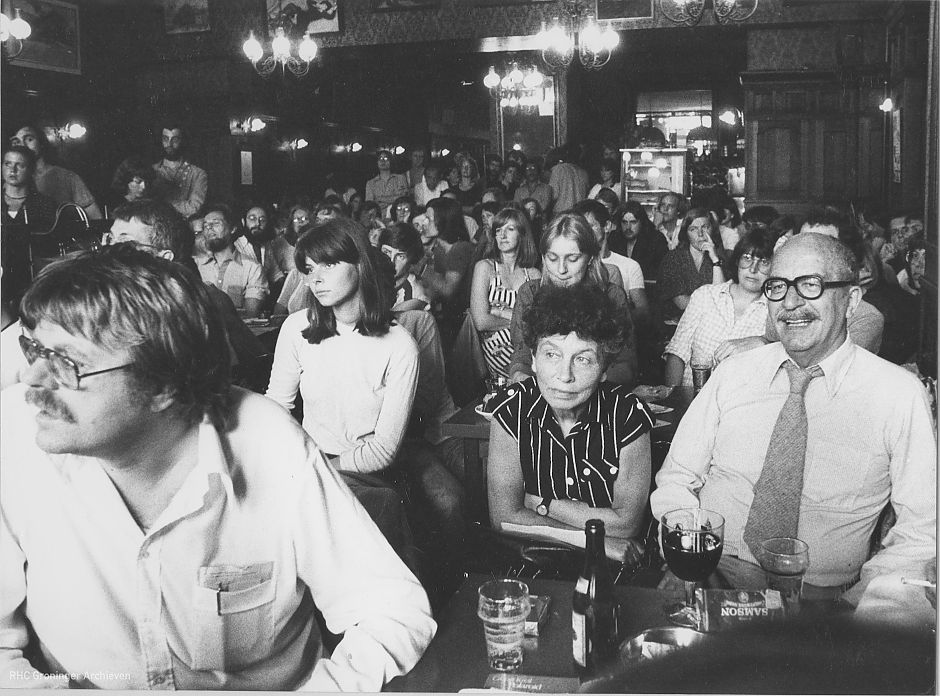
[596, 0, 653, 20]
[371, 0, 439, 10]
[164, 0, 210, 34]
[7, 0, 80, 74]
[267, 0, 341, 36]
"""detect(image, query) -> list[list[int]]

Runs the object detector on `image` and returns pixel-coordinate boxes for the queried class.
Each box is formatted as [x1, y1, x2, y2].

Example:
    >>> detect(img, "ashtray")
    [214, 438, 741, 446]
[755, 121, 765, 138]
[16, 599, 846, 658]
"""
[633, 385, 674, 401]
[619, 626, 707, 663]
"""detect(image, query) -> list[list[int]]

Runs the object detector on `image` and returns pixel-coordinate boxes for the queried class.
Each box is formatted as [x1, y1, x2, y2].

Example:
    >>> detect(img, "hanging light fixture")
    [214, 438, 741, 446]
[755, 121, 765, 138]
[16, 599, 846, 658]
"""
[535, 0, 619, 72]
[660, 0, 758, 26]
[483, 62, 552, 112]
[1, 8, 32, 58]
[243, 26, 318, 78]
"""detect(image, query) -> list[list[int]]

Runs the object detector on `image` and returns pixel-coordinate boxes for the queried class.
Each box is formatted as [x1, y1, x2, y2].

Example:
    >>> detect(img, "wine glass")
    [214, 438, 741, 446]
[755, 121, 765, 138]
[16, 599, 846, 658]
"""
[660, 508, 725, 628]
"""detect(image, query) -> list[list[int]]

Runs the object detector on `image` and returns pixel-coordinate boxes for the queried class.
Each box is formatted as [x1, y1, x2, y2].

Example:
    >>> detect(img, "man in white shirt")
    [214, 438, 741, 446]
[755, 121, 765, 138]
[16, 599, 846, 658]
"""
[0, 245, 435, 690]
[655, 191, 684, 250]
[197, 202, 268, 318]
[413, 163, 449, 207]
[651, 234, 935, 621]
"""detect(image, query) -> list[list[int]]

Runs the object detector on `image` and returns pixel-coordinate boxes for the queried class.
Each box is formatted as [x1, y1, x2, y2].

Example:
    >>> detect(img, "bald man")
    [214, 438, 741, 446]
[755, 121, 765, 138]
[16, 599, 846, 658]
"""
[652, 234, 936, 621]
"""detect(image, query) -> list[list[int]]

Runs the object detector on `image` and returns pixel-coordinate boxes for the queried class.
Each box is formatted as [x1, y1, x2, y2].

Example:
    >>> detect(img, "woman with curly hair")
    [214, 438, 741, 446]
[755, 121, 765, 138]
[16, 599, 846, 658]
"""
[484, 284, 653, 565]
[469, 207, 541, 379]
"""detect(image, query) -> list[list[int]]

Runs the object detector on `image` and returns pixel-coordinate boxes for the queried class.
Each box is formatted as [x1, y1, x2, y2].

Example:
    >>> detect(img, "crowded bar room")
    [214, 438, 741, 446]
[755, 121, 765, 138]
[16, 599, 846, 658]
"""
[0, 0, 937, 691]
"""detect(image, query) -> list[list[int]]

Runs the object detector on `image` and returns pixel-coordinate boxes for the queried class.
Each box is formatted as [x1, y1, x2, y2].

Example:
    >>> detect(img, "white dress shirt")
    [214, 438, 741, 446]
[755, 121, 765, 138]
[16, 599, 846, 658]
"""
[0, 385, 435, 690]
[651, 338, 936, 599]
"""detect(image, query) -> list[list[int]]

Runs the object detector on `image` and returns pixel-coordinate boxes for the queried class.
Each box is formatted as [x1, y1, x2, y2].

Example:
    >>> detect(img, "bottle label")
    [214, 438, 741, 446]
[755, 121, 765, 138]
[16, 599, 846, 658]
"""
[574, 577, 589, 594]
[572, 611, 587, 667]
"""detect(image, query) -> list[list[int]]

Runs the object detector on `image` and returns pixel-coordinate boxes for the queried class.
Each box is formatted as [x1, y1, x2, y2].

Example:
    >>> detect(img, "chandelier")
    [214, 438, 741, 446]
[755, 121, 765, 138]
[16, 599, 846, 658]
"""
[242, 26, 318, 77]
[659, 0, 758, 26]
[483, 63, 553, 111]
[535, 0, 619, 71]
[0, 8, 31, 58]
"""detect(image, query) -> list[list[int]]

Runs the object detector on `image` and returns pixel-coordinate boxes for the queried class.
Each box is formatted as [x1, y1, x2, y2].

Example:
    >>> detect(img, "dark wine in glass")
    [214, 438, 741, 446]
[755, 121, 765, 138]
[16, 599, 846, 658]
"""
[660, 508, 725, 628]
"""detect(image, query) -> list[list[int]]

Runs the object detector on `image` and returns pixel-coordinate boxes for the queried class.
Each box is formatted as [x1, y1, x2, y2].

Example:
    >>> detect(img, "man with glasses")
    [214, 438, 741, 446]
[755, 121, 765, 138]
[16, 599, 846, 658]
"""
[196, 202, 268, 318]
[365, 150, 408, 212]
[0, 245, 435, 689]
[652, 233, 935, 621]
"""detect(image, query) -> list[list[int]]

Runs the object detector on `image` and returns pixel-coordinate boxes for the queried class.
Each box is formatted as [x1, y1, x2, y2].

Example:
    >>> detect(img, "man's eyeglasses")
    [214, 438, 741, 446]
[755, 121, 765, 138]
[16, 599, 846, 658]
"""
[19, 335, 134, 390]
[203, 219, 226, 231]
[737, 253, 771, 273]
[292, 215, 309, 224]
[762, 275, 855, 302]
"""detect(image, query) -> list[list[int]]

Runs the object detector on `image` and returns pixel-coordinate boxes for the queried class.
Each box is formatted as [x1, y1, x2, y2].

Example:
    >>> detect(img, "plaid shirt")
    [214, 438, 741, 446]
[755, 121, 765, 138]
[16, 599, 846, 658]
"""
[665, 280, 768, 386]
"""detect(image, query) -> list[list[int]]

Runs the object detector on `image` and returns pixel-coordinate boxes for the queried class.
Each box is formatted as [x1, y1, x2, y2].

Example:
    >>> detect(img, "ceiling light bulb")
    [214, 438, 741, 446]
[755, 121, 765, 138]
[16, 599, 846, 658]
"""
[483, 66, 500, 89]
[441, 148, 450, 157]
[523, 69, 543, 89]
[298, 34, 318, 61]
[272, 28, 290, 59]
[394, 146, 405, 155]
[243, 32, 263, 62]
[249, 117, 266, 132]
[10, 9, 30, 40]
[66, 123, 86, 139]
[509, 64, 523, 84]
[1, 13, 11, 42]
[719, 109, 737, 125]
[296, 138, 308, 149]
[879, 97, 893, 112]
[602, 25, 619, 51]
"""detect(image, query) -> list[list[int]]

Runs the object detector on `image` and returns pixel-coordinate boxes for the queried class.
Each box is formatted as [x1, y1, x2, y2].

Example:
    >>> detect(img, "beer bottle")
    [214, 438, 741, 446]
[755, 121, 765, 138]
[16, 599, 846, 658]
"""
[572, 519, 618, 681]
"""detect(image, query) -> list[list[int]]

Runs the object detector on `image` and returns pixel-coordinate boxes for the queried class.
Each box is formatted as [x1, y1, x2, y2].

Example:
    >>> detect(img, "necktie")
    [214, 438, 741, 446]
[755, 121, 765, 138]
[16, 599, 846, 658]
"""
[743, 360, 823, 558]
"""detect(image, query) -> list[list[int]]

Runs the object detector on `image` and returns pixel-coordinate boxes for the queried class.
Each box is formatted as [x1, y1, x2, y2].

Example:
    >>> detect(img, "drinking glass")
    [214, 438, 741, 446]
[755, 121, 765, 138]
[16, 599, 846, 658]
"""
[689, 358, 712, 395]
[483, 376, 508, 408]
[660, 508, 725, 628]
[756, 537, 809, 614]
[477, 579, 530, 671]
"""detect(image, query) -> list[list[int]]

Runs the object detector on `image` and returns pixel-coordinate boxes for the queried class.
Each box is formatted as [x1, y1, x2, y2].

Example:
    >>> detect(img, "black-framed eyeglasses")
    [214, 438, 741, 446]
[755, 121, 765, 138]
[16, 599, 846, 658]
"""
[762, 274, 855, 302]
[737, 253, 771, 273]
[19, 335, 134, 390]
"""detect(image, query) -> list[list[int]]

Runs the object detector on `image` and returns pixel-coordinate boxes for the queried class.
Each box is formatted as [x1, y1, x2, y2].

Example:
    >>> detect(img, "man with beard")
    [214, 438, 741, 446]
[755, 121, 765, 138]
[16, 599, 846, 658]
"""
[152, 124, 207, 219]
[652, 233, 935, 621]
[0, 245, 435, 689]
[196, 202, 268, 318]
[234, 204, 293, 303]
[109, 199, 265, 368]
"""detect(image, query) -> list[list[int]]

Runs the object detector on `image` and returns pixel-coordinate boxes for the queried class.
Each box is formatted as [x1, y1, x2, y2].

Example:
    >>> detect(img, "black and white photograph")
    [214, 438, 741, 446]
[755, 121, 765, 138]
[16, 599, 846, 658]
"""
[0, 0, 936, 692]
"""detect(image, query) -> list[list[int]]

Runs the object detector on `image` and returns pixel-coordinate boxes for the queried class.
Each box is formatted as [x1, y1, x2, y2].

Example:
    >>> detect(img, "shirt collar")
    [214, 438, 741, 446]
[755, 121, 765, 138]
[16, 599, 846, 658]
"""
[765, 336, 857, 397]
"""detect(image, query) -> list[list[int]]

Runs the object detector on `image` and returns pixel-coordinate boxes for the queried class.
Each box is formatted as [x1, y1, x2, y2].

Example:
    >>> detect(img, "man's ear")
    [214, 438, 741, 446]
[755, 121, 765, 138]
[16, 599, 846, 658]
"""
[156, 249, 175, 262]
[845, 285, 863, 319]
[148, 387, 177, 414]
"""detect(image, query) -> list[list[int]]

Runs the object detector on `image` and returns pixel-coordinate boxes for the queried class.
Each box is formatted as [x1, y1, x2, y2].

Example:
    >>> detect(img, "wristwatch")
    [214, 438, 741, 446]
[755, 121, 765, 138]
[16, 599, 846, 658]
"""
[535, 498, 551, 516]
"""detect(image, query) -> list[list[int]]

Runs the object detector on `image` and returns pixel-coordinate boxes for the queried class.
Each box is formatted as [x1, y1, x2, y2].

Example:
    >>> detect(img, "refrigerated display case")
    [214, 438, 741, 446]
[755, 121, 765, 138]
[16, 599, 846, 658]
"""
[620, 148, 689, 219]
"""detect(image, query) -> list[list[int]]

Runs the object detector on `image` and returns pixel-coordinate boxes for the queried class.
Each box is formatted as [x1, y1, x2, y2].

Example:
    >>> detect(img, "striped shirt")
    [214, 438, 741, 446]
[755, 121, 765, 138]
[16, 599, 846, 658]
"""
[488, 377, 654, 507]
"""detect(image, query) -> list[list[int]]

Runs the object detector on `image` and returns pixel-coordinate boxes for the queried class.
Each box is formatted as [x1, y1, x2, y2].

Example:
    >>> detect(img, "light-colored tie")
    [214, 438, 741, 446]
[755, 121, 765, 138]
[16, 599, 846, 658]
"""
[743, 360, 823, 558]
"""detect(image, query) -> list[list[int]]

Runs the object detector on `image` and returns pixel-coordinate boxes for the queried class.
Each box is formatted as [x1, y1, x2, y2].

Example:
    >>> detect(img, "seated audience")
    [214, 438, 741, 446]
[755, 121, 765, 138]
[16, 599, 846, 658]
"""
[573, 199, 650, 327]
[513, 160, 553, 215]
[469, 207, 541, 380]
[508, 213, 638, 388]
[389, 196, 416, 224]
[365, 149, 408, 210]
[11, 124, 102, 219]
[196, 202, 268, 318]
[0, 245, 434, 690]
[107, 156, 154, 214]
[652, 233, 935, 619]
[359, 200, 383, 228]
[593, 186, 620, 222]
[609, 200, 668, 281]
[703, 187, 743, 252]
[520, 197, 545, 245]
[379, 222, 431, 311]
[415, 196, 475, 351]
[741, 204, 778, 233]
[265, 217, 419, 475]
[109, 199, 265, 367]
[485, 284, 653, 566]
[665, 229, 773, 386]
[657, 207, 726, 323]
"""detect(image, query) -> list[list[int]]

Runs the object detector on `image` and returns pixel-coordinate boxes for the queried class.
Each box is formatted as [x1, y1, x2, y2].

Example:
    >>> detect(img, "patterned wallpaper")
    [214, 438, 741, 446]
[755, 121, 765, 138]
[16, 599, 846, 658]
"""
[747, 22, 884, 72]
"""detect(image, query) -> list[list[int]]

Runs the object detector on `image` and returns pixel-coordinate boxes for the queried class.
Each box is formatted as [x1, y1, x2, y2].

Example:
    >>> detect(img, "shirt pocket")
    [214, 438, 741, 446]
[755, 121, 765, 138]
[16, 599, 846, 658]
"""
[190, 563, 276, 671]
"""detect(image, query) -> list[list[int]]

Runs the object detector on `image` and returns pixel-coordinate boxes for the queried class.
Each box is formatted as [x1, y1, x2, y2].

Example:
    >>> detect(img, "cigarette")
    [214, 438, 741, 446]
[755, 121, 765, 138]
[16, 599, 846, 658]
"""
[900, 578, 937, 588]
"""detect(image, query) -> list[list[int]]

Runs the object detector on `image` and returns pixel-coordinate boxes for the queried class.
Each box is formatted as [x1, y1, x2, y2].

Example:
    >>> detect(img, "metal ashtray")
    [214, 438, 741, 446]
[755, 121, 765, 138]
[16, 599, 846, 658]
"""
[619, 626, 707, 663]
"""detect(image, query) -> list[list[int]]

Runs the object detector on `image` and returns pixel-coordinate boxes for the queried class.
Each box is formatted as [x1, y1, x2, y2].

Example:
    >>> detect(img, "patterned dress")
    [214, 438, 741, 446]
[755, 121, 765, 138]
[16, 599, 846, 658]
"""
[481, 261, 531, 379]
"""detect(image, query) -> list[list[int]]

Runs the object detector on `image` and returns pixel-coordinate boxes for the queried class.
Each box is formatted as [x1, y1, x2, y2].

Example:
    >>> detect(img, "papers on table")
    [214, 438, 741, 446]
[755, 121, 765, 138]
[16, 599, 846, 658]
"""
[500, 523, 626, 562]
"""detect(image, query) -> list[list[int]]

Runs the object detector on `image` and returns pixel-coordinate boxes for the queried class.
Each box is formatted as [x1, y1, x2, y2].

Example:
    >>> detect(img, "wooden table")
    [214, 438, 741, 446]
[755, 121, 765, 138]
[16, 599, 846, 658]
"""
[385, 573, 670, 692]
[441, 386, 697, 523]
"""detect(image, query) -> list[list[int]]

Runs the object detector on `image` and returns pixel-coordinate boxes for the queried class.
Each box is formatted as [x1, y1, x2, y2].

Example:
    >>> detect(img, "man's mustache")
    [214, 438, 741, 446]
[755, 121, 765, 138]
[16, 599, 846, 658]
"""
[25, 388, 75, 423]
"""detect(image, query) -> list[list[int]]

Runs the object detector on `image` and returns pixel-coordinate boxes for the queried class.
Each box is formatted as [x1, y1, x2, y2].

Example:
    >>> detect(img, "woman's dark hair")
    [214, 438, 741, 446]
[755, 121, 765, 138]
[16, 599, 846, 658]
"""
[389, 195, 415, 222]
[767, 214, 798, 245]
[729, 228, 776, 283]
[742, 205, 779, 231]
[521, 284, 627, 370]
[316, 198, 349, 219]
[486, 207, 539, 267]
[111, 157, 156, 195]
[678, 207, 722, 252]
[480, 200, 502, 221]
[426, 196, 469, 244]
[379, 221, 424, 265]
[293, 217, 392, 344]
[598, 157, 620, 182]
[360, 201, 382, 219]
[618, 200, 656, 236]
[594, 188, 620, 216]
